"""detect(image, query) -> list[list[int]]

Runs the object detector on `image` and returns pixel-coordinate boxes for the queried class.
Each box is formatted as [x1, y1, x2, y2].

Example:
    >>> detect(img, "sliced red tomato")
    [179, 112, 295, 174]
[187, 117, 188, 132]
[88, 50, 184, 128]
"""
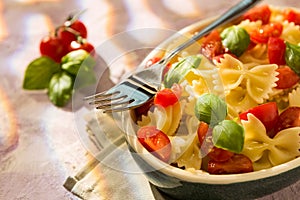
[268, 37, 286, 65]
[137, 126, 172, 162]
[207, 154, 253, 174]
[274, 107, 300, 134]
[243, 5, 271, 24]
[197, 121, 213, 156]
[201, 30, 224, 60]
[284, 9, 300, 25]
[275, 66, 300, 89]
[250, 22, 283, 44]
[239, 102, 279, 136]
[154, 88, 179, 107]
[208, 147, 234, 162]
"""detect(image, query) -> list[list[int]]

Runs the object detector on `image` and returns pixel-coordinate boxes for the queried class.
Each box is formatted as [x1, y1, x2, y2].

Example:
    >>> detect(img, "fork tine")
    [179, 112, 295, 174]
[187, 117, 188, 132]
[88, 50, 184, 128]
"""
[89, 94, 127, 106]
[95, 98, 133, 110]
[83, 90, 118, 101]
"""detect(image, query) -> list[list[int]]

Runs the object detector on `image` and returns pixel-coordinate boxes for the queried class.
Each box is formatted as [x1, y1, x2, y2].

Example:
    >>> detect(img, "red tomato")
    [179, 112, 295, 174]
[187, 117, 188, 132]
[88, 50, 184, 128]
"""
[268, 37, 286, 65]
[154, 88, 179, 107]
[250, 22, 283, 44]
[58, 20, 88, 47]
[137, 126, 172, 162]
[243, 5, 271, 24]
[239, 102, 279, 136]
[284, 9, 300, 25]
[208, 147, 234, 162]
[69, 40, 95, 55]
[275, 66, 300, 89]
[197, 121, 213, 156]
[274, 107, 300, 134]
[40, 35, 68, 62]
[201, 30, 224, 60]
[207, 154, 253, 174]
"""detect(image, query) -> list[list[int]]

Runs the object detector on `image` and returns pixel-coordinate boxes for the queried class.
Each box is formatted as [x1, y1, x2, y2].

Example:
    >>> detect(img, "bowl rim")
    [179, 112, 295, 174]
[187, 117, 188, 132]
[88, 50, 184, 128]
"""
[125, 4, 300, 185]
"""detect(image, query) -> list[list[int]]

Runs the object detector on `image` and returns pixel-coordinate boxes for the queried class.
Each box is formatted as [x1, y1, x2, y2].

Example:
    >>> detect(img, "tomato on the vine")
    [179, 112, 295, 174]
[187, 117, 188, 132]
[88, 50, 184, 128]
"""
[250, 22, 283, 44]
[58, 20, 88, 47]
[137, 126, 172, 162]
[69, 40, 95, 55]
[239, 102, 279, 137]
[243, 5, 271, 24]
[40, 35, 68, 63]
[268, 37, 286, 65]
[275, 66, 300, 89]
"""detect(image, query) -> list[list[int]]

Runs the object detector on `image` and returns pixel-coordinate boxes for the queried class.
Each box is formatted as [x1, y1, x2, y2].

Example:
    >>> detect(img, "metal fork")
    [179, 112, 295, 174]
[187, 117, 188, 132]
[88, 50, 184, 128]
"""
[85, 0, 262, 113]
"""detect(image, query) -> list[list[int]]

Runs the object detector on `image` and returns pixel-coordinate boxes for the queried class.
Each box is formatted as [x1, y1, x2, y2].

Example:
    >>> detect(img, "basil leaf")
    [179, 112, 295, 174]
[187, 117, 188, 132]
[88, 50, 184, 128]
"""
[194, 93, 227, 126]
[48, 72, 74, 107]
[212, 120, 244, 153]
[221, 26, 250, 57]
[73, 66, 96, 89]
[61, 49, 96, 75]
[285, 42, 300, 75]
[23, 56, 61, 90]
[164, 55, 201, 88]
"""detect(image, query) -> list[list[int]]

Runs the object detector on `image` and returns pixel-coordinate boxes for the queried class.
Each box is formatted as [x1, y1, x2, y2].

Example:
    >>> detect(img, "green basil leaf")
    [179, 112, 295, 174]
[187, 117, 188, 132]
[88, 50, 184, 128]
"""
[61, 49, 96, 75]
[48, 72, 74, 107]
[285, 42, 300, 75]
[212, 120, 244, 153]
[164, 55, 201, 88]
[221, 26, 250, 57]
[23, 56, 61, 90]
[194, 93, 227, 126]
[73, 66, 97, 89]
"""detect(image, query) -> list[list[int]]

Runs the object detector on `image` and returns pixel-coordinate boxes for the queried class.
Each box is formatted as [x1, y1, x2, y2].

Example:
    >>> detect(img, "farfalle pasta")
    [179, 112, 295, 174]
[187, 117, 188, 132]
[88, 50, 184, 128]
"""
[133, 5, 300, 175]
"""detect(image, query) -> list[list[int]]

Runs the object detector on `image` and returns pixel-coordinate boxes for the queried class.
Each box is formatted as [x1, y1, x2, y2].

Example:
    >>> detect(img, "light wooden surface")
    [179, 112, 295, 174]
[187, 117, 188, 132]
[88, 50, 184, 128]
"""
[0, 0, 299, 199]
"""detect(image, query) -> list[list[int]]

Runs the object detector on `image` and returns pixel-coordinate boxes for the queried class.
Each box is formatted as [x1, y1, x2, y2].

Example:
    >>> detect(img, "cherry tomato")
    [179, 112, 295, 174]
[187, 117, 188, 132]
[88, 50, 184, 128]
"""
[274, 107, 300, 134]
[197, 121, 213, 156]
[284, 9, 300, 25]
[207, 154, 253, 174]
[268, 37, 286, 65]
[208, 147, 234, 162]
[40, 35, 67, 63]
[275, 66, 300, 89]
[243, 5, 271, 24]
[69, 40, 95, 55]
[250, 22, 283, 44]
[137, 126, 172, 162]
[201, 30, 224, 60]
[239, 102, 279, 136]
[58, 20, 88, 47]
[154, 88, 179, 107]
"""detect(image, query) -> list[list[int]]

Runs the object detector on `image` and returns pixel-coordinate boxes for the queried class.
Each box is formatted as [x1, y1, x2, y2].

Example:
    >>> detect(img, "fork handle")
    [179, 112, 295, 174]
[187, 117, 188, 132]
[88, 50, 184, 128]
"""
[162, 0, 262, 63]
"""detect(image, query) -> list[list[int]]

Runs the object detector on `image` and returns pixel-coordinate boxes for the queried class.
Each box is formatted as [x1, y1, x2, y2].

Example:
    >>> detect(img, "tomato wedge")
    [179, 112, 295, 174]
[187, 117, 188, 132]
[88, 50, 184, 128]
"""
[243, 5, 271, 24]
[208, 147, 234, 162]
[275, 66, 300, 89]
[137, 126, 172, 162]
[208, 154, 253, 174]
[250, 22, 283, 44]
[274, 107, 300, 134]
[239, 102, 279, 136]
[154, 88, 179, 107]
[200, 30, 225, 60]
[284, 9, 300, 25]
[268, 37, 286, 65]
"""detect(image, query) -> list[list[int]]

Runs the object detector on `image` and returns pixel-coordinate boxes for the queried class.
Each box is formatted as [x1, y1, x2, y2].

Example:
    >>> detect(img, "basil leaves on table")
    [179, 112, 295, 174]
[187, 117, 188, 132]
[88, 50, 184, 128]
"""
[23, 49, 96, 107]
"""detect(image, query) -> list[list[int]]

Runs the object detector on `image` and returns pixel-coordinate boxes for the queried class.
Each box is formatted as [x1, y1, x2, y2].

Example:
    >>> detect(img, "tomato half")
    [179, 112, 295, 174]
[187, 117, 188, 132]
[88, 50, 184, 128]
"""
[200, 30, 224, 60]
[275, 66, 300, 89]
[207, 154, 253, 174]
[154, 88, 179, 107]
[268, 37, 286, 65]
[40, 36, 68, 62]
[208, 147, 234, 162]
[137, 126, 172, 162]
[197, 121, 213, 156]
[250, 22, 283, 44]
[243, 5, 271, 24]
[239, 102, 279, 136]
[274, 107, 300, 134]
[284, 9, 300, 25]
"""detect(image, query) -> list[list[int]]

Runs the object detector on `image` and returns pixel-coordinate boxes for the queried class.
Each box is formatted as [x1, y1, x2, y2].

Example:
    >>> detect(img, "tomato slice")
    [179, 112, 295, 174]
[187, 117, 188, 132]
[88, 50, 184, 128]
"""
[239, 102, 279, 136]
[275, 66, 300, 89]
[268, 37, 286, 65]
[274, 107, 300, 134]
[284, 9, 300, 25]
[137, 126, 172, 162]
[250, 22, 283, 44]
[207, 154, 253, 174]
[208, 147, 234, 162]
[200, 30, 225, 60]
[197, 121, 213, 156]
[243, 5, 271, 24]
[154, 88, 179, 107]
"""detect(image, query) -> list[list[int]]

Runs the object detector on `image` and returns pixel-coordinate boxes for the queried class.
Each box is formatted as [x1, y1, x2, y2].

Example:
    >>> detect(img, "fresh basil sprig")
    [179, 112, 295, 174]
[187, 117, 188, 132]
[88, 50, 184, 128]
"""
[23, 49, 96, 107]
[285, 42, 300, 75]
